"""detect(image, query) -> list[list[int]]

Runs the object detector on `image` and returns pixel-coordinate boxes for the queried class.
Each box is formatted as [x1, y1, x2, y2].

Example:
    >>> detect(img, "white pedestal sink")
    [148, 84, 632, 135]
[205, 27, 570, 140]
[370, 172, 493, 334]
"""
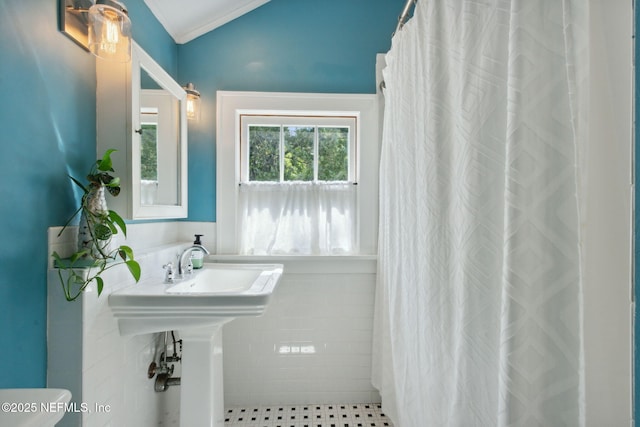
[109, 263, 283, 427]
[0, 388, 71, 427]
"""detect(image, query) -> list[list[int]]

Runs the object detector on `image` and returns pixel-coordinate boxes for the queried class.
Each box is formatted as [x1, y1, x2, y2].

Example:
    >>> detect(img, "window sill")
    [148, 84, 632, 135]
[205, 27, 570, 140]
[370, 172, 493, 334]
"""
[206, 254, 377, 274]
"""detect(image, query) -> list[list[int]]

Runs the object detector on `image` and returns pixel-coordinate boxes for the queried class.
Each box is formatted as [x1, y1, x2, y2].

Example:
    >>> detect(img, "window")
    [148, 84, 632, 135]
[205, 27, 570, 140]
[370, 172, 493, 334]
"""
[140, 107, 158, 205]
[240, 115, 357, 183]
[216, 91, 380, 256]
[140, 123, 158, 181]
[237, 115, 358, 255]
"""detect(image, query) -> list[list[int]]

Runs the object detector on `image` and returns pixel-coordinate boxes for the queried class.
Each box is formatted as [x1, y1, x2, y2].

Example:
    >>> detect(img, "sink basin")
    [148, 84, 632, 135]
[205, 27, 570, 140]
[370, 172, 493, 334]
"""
[109, 263, 283, 336]
[166, 266, 266, 294]
[109, 262, 283, 427]
[0, 388, 71, 427]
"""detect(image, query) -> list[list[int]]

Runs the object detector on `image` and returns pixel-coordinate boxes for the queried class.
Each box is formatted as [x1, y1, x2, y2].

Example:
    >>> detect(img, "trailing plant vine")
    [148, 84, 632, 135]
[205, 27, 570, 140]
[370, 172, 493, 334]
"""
[52, 149, 141, 301]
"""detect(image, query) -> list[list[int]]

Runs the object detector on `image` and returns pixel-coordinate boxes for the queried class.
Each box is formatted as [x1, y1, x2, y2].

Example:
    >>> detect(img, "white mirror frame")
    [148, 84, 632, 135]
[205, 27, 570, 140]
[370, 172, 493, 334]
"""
[96, 41, 188, 219]
[131, 43, 188, 219]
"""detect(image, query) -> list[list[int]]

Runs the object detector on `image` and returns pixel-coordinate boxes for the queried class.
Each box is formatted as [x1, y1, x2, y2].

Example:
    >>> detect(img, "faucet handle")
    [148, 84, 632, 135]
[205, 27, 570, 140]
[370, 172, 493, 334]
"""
[163, 262, 175, 283]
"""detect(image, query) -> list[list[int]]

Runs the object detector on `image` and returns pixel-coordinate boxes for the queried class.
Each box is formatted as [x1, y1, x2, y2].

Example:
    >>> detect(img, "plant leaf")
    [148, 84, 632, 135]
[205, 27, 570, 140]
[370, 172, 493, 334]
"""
[68, 175, 89, 193]
[106, 185, 121, 197]
[106, 220, 118, 235]
[57, 205, 83, 236]
[70, 249, 89, 263]
[72, 274, 86, 286]
[96, 276, 104, 296]
[126, 260, 142, 282]
[94, 223, 113, 241]
[108, 210, 127, 236]
[99, 173, 114, 185]
[97, 149, 117, 172]
[106, 176, 120, 187]
[118, 245, 134, 260]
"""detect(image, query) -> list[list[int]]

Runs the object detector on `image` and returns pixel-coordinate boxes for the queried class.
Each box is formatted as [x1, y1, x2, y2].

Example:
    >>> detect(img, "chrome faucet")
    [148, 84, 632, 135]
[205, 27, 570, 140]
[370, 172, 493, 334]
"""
[163, 262, 176, 283]
[177, 244, 210, 276]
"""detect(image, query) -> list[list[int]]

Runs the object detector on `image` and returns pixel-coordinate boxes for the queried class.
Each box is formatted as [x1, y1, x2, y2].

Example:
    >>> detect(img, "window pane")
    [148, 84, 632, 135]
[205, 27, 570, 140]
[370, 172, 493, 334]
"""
[318, 127, 349, 181]
[249, 126, 280, 181]
[140, 124, 158, 180]
[284, 126, 314, 181]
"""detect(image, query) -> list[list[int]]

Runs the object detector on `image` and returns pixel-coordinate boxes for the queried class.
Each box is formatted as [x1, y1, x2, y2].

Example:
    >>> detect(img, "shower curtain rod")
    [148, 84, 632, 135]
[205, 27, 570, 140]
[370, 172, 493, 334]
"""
[379, 0, 418, 92]
[395, 0, 417, 33]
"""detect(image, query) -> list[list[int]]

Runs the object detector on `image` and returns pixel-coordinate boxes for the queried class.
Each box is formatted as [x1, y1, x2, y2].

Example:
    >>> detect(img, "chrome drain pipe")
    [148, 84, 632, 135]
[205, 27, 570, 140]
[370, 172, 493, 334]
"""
[148, 331, 182, 392]
[154, 373, 181, 392]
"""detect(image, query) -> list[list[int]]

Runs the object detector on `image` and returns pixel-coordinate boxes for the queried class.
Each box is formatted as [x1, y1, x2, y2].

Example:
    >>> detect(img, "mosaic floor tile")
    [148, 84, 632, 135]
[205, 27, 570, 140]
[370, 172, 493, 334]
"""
[224, 403, 393, 427]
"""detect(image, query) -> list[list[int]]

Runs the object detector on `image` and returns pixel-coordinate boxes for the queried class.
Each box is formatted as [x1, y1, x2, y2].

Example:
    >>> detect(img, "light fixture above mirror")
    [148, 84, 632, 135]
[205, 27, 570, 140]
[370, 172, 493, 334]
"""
[60, 0, 132, 62]
[183, 83, 201, 121]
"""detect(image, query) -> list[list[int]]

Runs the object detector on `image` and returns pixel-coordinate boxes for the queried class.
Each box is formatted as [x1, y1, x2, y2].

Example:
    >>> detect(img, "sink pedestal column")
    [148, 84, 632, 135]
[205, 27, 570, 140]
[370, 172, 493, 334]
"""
[180, 322, 228, 427]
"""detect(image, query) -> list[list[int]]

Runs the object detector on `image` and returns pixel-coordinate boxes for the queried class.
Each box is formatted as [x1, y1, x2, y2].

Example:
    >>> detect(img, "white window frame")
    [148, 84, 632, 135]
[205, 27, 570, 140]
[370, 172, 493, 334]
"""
[216, 91, 380, 255]
[240, 114, 357, 183]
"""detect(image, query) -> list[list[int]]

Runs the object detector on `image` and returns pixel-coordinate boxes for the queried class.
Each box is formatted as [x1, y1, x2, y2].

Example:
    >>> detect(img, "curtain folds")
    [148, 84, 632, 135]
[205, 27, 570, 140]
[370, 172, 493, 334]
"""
[372, 1, 588, 426]
[238, 182, 358, 255]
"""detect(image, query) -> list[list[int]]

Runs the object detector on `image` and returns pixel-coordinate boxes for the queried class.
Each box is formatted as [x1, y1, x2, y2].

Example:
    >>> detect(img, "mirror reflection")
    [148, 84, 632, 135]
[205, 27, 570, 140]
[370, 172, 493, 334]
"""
[139, 66, 181, 206]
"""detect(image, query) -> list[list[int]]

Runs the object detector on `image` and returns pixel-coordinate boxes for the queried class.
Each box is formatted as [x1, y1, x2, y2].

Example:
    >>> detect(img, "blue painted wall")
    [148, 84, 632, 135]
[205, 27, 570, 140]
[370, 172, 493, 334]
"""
[2, 0, 634, 415]
[177, 0, 405, 221]
[0, 0, 175, 388]
[0, 0, 405, 389]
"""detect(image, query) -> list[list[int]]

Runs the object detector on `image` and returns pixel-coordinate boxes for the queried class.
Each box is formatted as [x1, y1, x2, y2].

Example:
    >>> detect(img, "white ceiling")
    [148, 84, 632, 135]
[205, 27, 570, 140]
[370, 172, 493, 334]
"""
[143, 0, 270, 44]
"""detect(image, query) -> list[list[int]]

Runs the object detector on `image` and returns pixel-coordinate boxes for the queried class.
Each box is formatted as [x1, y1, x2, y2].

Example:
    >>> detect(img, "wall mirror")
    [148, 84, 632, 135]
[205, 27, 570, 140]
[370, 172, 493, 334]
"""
[97, 41, 188, 219]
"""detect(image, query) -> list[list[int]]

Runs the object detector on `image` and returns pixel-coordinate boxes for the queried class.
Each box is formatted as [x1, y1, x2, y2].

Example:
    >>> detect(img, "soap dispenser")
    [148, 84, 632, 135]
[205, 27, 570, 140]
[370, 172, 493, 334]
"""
[191, 234, 205, 269]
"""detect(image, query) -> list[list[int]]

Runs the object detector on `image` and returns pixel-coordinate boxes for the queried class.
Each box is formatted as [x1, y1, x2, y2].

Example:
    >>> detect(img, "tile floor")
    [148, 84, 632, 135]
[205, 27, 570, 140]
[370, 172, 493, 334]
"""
[224, 403, 394, 427]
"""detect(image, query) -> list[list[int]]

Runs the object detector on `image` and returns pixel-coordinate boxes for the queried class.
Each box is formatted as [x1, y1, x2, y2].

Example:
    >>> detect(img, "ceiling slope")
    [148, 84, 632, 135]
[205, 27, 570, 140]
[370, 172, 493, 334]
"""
[144, 0, 270, 44]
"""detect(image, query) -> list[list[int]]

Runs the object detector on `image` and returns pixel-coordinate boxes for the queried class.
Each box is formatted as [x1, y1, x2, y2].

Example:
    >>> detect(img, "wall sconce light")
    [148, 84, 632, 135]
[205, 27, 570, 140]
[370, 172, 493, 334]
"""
[183, 83, 201, 121]
[60, 0, 132, 62]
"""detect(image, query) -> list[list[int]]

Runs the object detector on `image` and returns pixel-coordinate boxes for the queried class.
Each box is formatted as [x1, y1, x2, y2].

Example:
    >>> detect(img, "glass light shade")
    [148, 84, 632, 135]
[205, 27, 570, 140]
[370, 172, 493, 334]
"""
[184, 83, 201, 121]
[186, 94, 201, 121]
[88, 1, 132, 62]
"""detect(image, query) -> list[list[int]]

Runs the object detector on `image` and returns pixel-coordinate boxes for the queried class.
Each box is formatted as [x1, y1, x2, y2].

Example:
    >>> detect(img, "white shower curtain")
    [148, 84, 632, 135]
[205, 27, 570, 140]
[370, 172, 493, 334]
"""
[372, 1, 588, 426]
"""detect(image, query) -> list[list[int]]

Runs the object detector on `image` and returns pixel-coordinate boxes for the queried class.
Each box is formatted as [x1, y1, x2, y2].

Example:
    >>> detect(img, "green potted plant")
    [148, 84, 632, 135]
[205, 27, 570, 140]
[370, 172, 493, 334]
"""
[52, 149, 141, 301]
